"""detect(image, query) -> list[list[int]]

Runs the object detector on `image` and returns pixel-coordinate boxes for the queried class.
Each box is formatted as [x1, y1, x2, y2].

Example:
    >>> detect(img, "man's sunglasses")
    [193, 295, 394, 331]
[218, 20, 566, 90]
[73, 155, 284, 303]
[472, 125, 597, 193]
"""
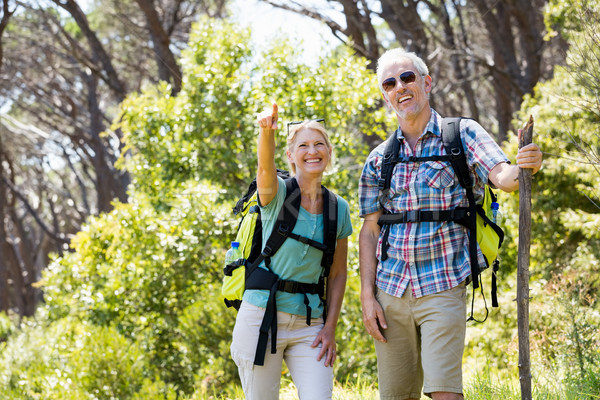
[381, 71, 420, 92]
[287, 118, 325, 136]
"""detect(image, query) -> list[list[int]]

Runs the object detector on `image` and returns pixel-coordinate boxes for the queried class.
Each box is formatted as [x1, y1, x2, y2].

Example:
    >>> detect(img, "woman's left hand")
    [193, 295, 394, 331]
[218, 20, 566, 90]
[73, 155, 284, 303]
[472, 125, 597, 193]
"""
[312, 324, 337, 367]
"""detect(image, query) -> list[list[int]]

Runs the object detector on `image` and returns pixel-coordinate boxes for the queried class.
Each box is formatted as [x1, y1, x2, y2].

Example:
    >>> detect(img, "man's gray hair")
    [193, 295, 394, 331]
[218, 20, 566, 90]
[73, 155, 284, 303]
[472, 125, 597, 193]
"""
[376, 48, 429, 91]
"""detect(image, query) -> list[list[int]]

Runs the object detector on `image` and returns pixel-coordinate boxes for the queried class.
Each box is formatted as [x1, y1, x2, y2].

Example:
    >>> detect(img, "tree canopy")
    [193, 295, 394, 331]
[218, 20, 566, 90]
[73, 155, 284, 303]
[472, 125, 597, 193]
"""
[0, 0, 599, 398]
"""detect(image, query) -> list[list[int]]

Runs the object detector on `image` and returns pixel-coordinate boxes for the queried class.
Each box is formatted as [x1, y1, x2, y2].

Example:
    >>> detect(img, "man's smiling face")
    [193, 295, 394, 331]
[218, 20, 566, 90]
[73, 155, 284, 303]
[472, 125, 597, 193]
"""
[380, 58, 432, 122]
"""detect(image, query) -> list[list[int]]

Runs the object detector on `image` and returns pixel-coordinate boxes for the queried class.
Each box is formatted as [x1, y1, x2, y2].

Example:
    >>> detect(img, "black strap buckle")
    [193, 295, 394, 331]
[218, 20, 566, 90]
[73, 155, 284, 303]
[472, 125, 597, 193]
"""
[296, 235, 309, 244]
[223, 258, 243, 276]
[405, 210, 421, 222]
[277, 224, 290, 237]
[261, 245, 273, 257]
[279, 280, 299, 293]
[449, 147, 462, 159]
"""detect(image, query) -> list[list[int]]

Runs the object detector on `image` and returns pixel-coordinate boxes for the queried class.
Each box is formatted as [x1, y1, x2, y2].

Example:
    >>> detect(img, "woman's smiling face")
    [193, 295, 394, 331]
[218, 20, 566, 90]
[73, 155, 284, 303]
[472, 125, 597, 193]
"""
[287, 128, 332, 176]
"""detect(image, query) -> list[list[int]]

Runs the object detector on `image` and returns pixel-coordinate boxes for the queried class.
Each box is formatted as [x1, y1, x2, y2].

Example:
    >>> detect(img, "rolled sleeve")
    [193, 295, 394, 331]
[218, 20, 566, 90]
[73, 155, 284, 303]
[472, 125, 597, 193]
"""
[462, 119, 510, 193]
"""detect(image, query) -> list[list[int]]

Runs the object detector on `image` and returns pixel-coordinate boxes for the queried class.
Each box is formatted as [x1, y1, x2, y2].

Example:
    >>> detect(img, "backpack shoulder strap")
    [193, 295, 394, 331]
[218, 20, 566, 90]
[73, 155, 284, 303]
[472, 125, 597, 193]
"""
[262, 177, 301, 263]
[378, 129, 401, 204]
[441, 117, 482, 292]
[321, 186, 338, 275]
[380, 130, 401, 188]
[234, 169, 291, 215]
[441, 117, 473, 190]
[246, 177, 301, 276]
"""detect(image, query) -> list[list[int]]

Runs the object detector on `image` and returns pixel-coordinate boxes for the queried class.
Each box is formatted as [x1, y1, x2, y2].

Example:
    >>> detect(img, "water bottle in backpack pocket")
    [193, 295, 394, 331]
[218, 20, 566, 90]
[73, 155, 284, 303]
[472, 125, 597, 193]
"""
[475, 186, 504, 268]
[221, 185, 263, 309]
[222, 241, 245, 308]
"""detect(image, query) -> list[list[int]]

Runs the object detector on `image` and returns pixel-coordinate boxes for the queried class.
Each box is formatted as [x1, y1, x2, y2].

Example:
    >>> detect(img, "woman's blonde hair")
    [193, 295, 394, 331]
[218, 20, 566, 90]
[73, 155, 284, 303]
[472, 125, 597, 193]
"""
[286, 120, 333, 175]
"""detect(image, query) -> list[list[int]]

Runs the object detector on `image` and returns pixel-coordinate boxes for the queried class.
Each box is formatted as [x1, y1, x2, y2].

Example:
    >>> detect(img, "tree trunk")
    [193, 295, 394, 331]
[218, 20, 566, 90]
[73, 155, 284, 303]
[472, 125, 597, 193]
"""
[134, 0, 182, 94]
[0, 0, 16, 72]
[52, 0, 126, 100]
[380, 0, 428, 56]
[0, 135, 10, 312]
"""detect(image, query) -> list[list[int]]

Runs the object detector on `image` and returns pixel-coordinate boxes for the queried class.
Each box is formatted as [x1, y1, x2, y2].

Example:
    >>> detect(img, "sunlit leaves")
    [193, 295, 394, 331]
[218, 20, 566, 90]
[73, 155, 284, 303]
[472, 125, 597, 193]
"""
[4, 14, 393, 397]
[462, 1, 600, 392]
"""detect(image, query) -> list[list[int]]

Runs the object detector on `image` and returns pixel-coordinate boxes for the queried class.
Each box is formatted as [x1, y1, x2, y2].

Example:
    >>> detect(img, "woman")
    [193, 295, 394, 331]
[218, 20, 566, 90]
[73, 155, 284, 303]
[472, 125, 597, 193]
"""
[230, 103, 352, 400]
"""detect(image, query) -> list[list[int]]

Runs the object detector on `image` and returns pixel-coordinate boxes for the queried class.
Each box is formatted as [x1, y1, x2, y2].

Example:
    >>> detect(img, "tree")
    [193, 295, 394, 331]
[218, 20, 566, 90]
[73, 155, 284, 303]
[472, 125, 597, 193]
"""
[1, 18, 385, 396]
[463, 0, 600, 393]
[261, 0, 564, 142]
[0, 0, 15, 72]
[0, 0, 228, 316]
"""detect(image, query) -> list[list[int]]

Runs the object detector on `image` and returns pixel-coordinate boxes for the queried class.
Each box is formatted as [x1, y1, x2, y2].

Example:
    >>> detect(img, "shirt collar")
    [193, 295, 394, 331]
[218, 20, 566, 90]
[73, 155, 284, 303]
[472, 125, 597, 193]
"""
[395, 108, 442, 141]
[428, 109, 444, 137]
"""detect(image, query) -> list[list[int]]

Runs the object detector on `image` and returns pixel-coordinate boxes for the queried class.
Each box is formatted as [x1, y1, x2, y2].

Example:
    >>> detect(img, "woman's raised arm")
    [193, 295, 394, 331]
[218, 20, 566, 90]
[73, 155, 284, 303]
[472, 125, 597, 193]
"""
[256, 103, 279, 206]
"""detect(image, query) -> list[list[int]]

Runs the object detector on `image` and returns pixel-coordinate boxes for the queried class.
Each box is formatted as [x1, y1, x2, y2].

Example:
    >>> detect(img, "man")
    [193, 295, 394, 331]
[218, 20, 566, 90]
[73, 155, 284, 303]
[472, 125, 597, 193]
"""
[358, 48, 543, 400]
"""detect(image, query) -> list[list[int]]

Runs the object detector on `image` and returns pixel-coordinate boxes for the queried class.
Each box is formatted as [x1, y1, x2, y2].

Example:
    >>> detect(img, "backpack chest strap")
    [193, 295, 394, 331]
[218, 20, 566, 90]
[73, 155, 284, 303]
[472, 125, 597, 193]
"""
[377, 153, 454, 191]
[377, 207, 471, 226]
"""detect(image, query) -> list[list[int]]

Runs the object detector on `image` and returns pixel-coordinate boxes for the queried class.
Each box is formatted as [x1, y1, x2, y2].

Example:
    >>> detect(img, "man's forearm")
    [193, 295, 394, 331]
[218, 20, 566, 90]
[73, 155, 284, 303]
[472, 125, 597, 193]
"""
[359, 225, 379, 299]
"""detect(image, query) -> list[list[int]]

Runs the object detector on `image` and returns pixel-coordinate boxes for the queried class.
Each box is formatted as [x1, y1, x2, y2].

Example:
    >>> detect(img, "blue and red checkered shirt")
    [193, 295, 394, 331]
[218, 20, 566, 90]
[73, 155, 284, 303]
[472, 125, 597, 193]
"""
[359, 110, 509, 298]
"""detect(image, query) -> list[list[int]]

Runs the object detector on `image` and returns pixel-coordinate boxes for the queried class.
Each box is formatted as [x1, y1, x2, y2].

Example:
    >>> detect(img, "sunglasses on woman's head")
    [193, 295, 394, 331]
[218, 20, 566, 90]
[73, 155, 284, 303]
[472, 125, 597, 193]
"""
[287, 118, 325, 136]
[381, 71, 420, 92]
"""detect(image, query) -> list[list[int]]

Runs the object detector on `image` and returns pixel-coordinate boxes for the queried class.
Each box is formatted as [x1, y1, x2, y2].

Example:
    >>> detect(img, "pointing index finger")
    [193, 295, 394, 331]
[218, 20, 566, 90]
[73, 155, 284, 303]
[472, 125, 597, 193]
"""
[271, 103, 278, 129]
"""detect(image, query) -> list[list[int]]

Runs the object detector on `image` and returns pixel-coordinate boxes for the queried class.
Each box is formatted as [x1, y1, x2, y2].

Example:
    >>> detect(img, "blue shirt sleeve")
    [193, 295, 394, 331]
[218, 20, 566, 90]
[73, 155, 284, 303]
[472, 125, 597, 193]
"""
[336, 195, 353, 239]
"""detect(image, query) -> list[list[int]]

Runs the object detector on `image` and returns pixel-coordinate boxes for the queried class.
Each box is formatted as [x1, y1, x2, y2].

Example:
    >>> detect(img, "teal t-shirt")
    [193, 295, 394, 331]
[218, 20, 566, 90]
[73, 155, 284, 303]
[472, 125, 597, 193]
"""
[243, 176, 353, 318]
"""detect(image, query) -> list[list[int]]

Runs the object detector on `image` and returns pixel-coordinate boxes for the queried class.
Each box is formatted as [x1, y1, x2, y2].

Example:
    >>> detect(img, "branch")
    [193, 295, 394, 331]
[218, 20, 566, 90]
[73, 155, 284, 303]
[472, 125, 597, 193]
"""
[133, 0, 182, 94]
[51, 0, 126, 100]
[262, 0, 378, 62]
[0, 0, 17, 72]
[1, 176, 71, 245]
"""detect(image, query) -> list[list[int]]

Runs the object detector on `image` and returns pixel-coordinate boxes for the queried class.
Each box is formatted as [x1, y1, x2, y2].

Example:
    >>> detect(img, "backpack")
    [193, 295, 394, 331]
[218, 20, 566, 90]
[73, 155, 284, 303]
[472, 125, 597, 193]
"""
[377, 117, 504, 321]
[222, 170, 338, 365]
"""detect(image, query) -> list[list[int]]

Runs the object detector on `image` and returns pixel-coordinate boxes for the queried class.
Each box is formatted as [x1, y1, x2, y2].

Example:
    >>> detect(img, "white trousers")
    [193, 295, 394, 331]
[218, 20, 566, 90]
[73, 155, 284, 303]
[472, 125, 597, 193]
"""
[230, 302, 334, 400]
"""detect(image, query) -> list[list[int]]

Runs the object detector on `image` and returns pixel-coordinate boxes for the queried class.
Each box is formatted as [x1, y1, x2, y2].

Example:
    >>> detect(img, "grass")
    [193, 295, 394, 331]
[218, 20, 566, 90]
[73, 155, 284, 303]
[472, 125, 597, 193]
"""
[200, 379, 381, 400]
[196, 372, 600, 400]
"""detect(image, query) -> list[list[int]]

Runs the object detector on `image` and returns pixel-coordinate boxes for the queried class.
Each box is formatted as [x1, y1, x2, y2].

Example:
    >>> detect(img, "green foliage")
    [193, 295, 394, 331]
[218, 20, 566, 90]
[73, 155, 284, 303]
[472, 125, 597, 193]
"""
[0, 313, 15, 342]
[0, 316, 180, 399]
[513, 0, 600, 280]
[335, 274, 378, 382]
[463, 1, 600, 397]
[118, 17, 389, 205]
[175, 284, 239, 394]
[545, 0, 600, 41]
[3, 3, 599, 398]
[0, 16, 388, 398]
[40, 181, 232, 394]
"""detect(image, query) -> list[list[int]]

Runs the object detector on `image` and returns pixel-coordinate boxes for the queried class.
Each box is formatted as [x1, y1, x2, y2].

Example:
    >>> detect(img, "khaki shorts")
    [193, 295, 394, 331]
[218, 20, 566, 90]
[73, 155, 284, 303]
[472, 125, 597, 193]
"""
[374, 282, 467, 399]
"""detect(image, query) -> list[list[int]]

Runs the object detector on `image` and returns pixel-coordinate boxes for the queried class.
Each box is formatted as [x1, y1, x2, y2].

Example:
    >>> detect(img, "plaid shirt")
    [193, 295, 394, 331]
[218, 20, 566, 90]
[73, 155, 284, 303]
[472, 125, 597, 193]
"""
[359, 110, 509, 298]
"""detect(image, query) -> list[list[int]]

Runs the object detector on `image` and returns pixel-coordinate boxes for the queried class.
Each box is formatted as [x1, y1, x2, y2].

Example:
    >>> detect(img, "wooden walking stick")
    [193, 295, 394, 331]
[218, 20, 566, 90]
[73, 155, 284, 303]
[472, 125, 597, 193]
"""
[517, 115, 534, 400]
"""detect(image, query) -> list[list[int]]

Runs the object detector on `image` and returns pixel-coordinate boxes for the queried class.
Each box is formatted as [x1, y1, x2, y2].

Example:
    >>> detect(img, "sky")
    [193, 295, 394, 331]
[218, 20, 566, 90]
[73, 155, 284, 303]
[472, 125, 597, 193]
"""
[230, 0, 340, 64]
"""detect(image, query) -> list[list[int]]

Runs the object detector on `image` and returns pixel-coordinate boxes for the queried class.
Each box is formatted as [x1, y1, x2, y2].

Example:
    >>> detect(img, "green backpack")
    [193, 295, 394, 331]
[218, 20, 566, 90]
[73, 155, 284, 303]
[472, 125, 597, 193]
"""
[222, 170, 338, 365]
[377, 117, 504, 321]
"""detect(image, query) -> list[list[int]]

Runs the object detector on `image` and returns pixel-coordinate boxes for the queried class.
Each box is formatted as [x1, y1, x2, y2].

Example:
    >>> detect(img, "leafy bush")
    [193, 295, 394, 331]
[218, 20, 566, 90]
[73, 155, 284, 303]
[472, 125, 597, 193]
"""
[0, 16, 384, 398]
[2, 3, 599, 398]
[0, 316, 179, 399]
